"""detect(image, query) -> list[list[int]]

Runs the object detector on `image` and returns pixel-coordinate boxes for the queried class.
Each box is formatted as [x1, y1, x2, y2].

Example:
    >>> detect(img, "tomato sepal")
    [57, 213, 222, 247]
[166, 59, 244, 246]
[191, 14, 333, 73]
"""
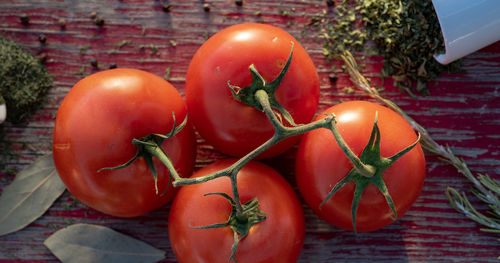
[228, 42, 297, 126]
[191, 192, 266, 263]
[321, 112, 421, 232]
[97, 113, 187, 195]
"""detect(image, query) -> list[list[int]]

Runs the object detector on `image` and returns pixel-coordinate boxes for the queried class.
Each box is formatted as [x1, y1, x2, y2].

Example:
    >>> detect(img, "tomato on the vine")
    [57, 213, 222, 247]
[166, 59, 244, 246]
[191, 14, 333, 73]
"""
[52, 68, 196, 217]
[168, 159, 305, 263]
[296, 101, 426, 232]
[185, 23, 319, 158]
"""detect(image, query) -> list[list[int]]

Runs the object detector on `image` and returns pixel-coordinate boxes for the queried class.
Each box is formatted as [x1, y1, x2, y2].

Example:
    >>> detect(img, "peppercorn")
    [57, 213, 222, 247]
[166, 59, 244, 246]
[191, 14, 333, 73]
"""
[58, 18, 67, 29]
[38, 34, 47, 44]
[162, 3, 171, 12]
[203, 3, 210, 12]
[94, 17, 105, 27]
[20, 14, 30, 25]
[90, 58, 99, 68]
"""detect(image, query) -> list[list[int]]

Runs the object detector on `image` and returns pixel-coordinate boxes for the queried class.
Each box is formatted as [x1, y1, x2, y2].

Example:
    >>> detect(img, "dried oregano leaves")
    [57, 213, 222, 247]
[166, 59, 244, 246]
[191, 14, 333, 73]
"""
[0, 35, 52, 123]
[307, 0, 463, 96]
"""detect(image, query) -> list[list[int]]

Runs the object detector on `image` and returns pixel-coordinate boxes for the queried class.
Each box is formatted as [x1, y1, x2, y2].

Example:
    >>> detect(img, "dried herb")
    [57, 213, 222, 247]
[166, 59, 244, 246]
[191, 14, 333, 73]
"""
[309, 0, 463, 95]
[44, 224, 165, 263]
[0, 35, 53, 123]
[0, 154, 65, 236]
[79, 44, 91, 54]
[115, 39, 132, 49]
[149, 44, 158, 55]
[163, 66, 171, 80]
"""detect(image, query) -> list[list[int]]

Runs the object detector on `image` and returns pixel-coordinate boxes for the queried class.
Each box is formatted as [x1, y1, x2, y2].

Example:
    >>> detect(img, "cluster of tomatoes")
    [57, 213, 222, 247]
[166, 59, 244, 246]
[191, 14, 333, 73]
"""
[52, 23, 426, 262]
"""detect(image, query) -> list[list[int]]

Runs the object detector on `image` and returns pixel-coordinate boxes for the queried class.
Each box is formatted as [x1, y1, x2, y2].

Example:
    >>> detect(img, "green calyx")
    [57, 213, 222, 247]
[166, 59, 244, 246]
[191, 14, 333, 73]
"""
[193, 192, 266, 263]
[321, 113, 421, 232]
[97, 113, 186, 195]
[228, 42, 298, 126]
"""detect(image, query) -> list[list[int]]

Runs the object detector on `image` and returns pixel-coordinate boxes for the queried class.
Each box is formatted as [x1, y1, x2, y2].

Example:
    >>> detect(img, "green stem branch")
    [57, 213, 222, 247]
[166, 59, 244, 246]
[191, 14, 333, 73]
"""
[326, 120, 376, 178]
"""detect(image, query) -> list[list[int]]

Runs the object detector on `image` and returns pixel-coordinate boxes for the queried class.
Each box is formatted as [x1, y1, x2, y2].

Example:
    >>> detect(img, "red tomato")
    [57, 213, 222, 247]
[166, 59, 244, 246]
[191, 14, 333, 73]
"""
[185, 23, 319, 158]
[296, 101, 426, 232]
[169, 159, 305, 263]
[52, 68, 196, 217]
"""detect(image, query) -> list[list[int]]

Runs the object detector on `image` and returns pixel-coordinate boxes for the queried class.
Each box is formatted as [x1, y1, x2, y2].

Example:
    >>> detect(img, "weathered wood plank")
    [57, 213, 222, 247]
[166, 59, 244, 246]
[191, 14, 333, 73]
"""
[1, 0, 499, 262]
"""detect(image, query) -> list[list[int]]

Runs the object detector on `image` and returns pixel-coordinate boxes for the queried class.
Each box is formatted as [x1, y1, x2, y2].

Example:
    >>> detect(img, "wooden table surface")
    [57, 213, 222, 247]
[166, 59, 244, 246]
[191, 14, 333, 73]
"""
[1, 0, 499, 262]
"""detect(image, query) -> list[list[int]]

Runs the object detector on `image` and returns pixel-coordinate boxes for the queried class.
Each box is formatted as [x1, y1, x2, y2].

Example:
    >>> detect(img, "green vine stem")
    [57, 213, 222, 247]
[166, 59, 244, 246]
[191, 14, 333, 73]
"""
[341, 50, 500, 238]
[168, 89, 335, 212]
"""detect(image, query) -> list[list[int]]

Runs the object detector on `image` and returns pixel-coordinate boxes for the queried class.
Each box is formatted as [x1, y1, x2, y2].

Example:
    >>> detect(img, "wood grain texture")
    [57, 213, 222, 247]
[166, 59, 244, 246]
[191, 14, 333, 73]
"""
[0, 0, 499, 262]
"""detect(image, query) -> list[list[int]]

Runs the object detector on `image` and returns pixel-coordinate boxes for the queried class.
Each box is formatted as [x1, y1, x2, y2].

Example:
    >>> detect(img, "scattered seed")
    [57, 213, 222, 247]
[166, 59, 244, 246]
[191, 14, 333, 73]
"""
[328, 73, 337, 83]
[90, 58, 99, 68]
[162, 3, 172, 12]
[38, 34, 47, 44]
[58, 18, 67, 29]
[37, 53, 47, 64]
[203, 3, 210, 12]
[94, 17, 105, 27]
[20, 14, 30, 25]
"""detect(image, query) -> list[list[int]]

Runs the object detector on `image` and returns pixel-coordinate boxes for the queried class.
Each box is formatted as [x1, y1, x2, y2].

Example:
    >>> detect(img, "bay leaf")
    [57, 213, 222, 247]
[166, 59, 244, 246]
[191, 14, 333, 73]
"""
[0, 154, 65, 236]
[44, 224, 166, 263]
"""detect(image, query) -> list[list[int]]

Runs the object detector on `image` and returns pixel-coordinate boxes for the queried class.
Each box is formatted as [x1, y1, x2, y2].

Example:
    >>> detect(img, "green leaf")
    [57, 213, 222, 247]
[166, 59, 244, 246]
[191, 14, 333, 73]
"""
[0, 154, 65, 236]
[44, 224, 165, 263]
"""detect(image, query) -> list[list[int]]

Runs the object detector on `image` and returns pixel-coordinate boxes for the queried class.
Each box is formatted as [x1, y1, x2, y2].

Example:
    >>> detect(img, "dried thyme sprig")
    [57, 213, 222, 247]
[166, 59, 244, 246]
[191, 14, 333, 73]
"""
[341, 50, 500, 239]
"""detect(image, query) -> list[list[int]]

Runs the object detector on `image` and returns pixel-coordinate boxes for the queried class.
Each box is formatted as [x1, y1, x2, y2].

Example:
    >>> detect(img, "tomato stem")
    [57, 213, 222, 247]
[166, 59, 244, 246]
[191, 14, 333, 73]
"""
[327, 114, 377, 178]
[321, 113, 422, 232]
[97, 113, 185, 195]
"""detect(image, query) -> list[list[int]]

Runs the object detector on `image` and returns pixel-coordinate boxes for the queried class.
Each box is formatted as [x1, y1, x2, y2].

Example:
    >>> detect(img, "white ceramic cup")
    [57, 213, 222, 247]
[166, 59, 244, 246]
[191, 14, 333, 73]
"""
[432, 0, 500, 65]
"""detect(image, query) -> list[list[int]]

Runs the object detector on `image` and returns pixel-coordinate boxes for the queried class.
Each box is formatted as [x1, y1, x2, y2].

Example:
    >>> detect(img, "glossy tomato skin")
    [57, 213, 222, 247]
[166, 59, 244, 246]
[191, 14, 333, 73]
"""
[52, 68, 196, 217]
[169, 159, 305, 263]
[186, 23, 319, 158]
[296, 101, 426, 232]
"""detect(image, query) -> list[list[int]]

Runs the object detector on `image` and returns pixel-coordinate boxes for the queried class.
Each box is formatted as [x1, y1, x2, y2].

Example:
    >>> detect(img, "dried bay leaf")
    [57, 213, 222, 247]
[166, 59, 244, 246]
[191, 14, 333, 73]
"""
[0, 154, 65, 236]
[44, 224, 166, 263]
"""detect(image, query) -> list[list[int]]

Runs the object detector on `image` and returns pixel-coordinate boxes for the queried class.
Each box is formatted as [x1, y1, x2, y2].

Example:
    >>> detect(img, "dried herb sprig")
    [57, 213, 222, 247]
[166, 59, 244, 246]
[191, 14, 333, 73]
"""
[309, 0, 463, 96]
[0, 36, 53, 123]
[341, 51, 500, 251]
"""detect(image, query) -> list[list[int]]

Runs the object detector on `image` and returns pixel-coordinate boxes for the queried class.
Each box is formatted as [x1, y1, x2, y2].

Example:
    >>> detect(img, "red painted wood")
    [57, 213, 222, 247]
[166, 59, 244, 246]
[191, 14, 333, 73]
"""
[1, 0, 499, 262]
